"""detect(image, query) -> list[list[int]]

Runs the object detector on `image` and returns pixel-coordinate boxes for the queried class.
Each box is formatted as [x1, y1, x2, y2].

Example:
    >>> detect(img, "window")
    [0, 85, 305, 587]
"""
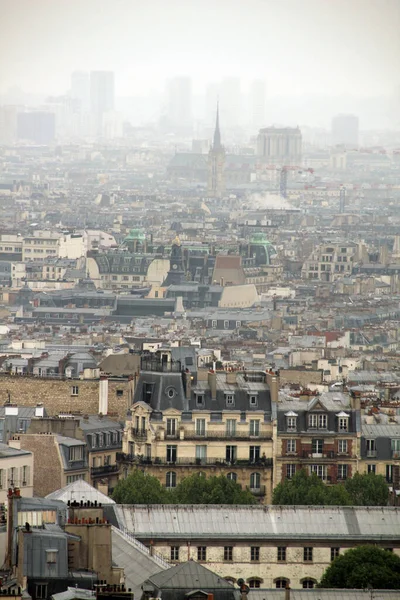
[166, 419, 177, 437]
[249, 395, 258, 407]
[303, 547, 313, 562]
[286, 439, 296, 454]
[71, 385, 79, 396]
[331, 547, 340, 561]
[225, 393, 235, 407]
[286, 416, 297, 431]
[277, 547, 287, 562]
[386, 464, 393, 483]
[36, 585, 47, 599]
[249, 420, 260, 437]
[197, 546, 206, 561]
[46, 549, 58, 564]
[338, 417, 348, 432]
[212, 320, 217, 328]
[337, 464, 348, 480]
[308, 414, 327, 429]
[224, 320, 229, 329]
[196, 445, 207, 464]
[166, 445, 177, 463]
[248, 579, 261, 588]
[391, 439, 400, 458]
[250, 472, 261, 490]
[312, 439, 324, 454]
[338, 439, 348, 454]
[366, 439, 376, 457]
[275, 579, 289, 589]
[302, 579, 315, 589]
[249, 446, 260, 463]
[226, 445, 237, 463]
[226, 419, 237, 436]
[116, 389, 124, 397]
[69, 446, 83, 462]
[227, 472, 237, 482]
[368, 464, 376, 474]
[309, 465, 327, 480]
[166, 471, 176, 489]
[195, 394, 204, 407]
[196, 419, 206, 436]
[170, 546, 179, 561]
[286, 464, 296, 479]
[67, 474, 85, 483]
[22, 465, 29, 486]
[250, 546, 260, 562]
[224, 546, 233, 561]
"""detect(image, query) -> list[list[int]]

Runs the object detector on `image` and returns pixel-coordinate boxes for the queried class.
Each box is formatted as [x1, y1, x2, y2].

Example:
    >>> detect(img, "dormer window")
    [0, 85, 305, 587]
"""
[336, 411, 349, 432]
[308, 414, 327, 429]
[195, 392, 204, 407]
[225, 392, 235, 407]
[285, 411, 298, 431]
[248, 392, 258, 407]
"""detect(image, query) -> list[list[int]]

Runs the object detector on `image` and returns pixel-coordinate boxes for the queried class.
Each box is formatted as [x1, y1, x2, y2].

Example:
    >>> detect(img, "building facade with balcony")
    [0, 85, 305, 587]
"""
[118, 350, 276, 503]
[359, 418, 400, 485]
[275, 392, 360, 484]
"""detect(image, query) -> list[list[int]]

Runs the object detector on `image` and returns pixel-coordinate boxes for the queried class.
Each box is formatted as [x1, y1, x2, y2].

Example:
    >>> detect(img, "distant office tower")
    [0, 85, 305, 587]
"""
[331, 114, 359, 147]
[0, 105, 19, 143]
[220, 78, 242, 127]
[167, 77, 192, 133]
[207, 104, 225, 198]
[256, 126, 302, 165]
[17, 111, 55, 144]
[90, 71, 115, 133]
[71, 71, 90, 112]
[250, 79, 266, 129]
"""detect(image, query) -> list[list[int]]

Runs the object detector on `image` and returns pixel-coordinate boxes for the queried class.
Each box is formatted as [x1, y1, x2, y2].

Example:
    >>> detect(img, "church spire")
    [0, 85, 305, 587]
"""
[213, 101, 222, 150]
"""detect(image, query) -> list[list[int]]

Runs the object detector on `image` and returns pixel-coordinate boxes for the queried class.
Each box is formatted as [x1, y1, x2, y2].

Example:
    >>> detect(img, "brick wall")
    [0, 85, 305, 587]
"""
[0, 375, 133, 419]
[17, 434, 62, 496]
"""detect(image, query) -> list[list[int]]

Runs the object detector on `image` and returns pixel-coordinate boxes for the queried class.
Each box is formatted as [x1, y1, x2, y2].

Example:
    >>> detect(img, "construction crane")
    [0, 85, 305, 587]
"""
[279, 166, 314, 198]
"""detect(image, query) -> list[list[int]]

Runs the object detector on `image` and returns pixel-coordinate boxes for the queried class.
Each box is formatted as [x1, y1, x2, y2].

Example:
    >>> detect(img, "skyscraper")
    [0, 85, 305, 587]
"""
[207, 103, 225, 198]
[331, 114, 359, 147]
[17, 111, 56, 144]
[71, 71, 90, 112]
[220, 78, 242, 127]
[250, 79, 266, 129]
[90, 71, 115, 133]
[166, 77, 192, 133]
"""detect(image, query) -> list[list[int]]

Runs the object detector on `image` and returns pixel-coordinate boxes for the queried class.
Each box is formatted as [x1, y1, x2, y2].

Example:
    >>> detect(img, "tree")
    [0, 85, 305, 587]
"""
[345, 472, 389, 506]
[272, 470, 353, 506]
[112, 469, 169, 504]
[172, 473, 256, 505]
[318, 546, 400, 589]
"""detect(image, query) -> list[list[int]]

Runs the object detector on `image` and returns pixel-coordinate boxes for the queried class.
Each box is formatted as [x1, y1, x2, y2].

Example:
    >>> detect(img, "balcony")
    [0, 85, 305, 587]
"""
[247, 485, 266, 496]
[116, 452, 136, 463]
[183, 430, 272, 441]
[301, 451, 336, 460]
[130, 456, 273, 468]
[90, 464, 119, 477]
[392, 450, 400, 459]
[131, 428, 147, 441]
[366, 450, 377, 458]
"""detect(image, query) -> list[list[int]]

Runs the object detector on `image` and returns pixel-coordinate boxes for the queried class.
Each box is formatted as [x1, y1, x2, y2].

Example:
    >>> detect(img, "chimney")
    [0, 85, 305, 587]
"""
[99, 376, 108, 415]
[208, 370, 217, 400]
[183, 369, 191, 400]
[350, 392, 360, 411]
[266, 370, 279, 404]
[35, 403, 44, 418]
[226, 370, 236, 385]
[5, 405, 18, 417]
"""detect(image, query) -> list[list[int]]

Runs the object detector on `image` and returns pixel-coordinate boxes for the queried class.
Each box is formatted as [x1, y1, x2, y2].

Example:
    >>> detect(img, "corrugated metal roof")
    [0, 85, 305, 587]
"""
[115, 505, 400, 541]
[46, 479, 115, 505]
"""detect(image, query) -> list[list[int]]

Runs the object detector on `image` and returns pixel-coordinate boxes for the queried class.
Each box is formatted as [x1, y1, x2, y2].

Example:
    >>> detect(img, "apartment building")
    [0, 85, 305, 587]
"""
[301, 241, 359, 282]
[275, 392, 360, 484]
[360, 413, 400, 485]
[119, 350, 278, 503]
[0, 444, 33, 503]
[22, 231, 61, 262]
[116, 504, 400, 589]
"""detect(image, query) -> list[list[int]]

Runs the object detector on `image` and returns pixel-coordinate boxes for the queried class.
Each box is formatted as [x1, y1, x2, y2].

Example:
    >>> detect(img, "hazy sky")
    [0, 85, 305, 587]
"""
[1, 0, 399, 97]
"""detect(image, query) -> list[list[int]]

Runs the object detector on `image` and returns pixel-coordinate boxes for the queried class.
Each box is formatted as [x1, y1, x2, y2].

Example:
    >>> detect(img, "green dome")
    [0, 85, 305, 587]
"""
[124, 228, 146, 242]
[249, 232, 272, 245]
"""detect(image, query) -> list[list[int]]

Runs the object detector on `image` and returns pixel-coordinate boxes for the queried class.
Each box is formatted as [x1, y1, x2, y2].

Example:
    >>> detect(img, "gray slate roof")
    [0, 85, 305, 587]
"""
[146, 560, 237, 590]
[115, 505, 400, 541]
[249, 592, 400, 600]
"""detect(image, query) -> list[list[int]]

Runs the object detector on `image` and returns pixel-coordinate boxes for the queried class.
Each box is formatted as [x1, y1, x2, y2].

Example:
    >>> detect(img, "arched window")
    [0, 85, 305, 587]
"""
[166, 471, 176, 489]
[250, 472, 261, 490]
[248, 578, 263, 588]
[227, 472, 237, 482]
[301, 579, 316, 589]
[274, 578, 290, 589]
[224, 577, 236, 584]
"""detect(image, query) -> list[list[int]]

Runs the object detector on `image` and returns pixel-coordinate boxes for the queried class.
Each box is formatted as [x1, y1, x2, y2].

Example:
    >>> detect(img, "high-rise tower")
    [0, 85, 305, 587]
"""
[207, 103, 225, 198]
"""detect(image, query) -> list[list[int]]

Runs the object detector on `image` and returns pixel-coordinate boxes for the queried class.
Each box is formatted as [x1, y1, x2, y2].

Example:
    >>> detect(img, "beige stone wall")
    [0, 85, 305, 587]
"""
[279, 369, 323, 386]
[0, 375, 132, 419]
[151, 543, 400, 588]
[17, 434, 62, 496]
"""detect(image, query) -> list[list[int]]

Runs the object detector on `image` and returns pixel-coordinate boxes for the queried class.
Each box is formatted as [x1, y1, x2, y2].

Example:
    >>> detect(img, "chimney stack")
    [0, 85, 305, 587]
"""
[208, 370, 217, 400]
[266, 370, 279, 404]
[99, 376, 108, 415]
